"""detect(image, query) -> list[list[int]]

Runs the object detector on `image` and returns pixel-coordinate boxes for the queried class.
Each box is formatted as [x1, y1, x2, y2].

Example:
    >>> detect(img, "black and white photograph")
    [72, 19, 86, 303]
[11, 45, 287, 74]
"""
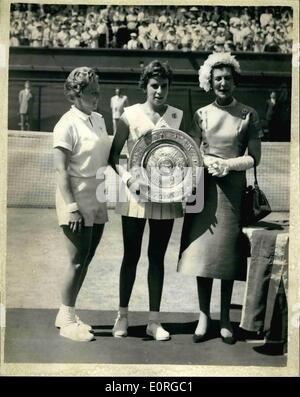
[0, 0, 299, 377]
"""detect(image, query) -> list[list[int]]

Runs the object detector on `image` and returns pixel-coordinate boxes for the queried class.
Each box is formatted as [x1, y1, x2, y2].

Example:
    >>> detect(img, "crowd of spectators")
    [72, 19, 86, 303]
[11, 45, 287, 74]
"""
[10, 4, 293, 53]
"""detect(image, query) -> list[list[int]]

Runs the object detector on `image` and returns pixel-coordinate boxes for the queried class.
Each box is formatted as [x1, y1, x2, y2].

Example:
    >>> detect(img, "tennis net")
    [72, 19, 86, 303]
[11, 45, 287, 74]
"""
[7, 131, 290, 211]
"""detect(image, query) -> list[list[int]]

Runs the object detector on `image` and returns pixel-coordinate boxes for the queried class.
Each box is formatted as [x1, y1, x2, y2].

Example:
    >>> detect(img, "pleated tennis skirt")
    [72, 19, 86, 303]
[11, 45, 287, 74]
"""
[177, 170, 248, 281]
[115, 184, 183, 219]
[56, 176, 108, 227]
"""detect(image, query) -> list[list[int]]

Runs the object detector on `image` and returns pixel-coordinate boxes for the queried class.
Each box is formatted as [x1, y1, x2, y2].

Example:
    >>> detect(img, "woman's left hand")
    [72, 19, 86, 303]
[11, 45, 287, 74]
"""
[207, 159, 229, 177]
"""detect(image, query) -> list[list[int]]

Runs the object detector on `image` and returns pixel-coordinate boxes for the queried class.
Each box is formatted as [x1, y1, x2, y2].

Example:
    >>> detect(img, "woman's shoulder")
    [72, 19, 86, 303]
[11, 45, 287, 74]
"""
[91, 111, 104, 120]
[123, 103, 140, 118]
[124, 103, 140, 112]
[54, 109, 73, 130]
[167, 104, 183, 113]
[235, 101, 259, 117]
[168, 105, 183, 114]
[194, 103, 213, 116]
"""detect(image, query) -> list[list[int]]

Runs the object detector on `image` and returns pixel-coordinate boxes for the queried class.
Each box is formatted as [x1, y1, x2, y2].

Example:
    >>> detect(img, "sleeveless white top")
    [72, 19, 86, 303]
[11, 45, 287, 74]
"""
[116, 103, 184, 219]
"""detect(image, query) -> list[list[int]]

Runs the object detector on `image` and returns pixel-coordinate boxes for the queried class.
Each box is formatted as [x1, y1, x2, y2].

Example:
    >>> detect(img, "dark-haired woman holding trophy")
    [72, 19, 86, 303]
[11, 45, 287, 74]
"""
[109, 60, 184, 341]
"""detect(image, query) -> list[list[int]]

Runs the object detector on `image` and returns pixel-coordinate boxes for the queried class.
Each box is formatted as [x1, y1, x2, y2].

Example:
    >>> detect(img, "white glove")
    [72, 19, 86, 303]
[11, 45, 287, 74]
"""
[203, 155, 254, 177]
[203, 156, 229, 177]
[225, 155, 255, 171]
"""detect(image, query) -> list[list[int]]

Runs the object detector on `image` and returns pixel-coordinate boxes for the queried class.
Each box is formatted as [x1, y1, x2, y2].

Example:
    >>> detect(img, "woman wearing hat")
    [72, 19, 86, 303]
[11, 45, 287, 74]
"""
[178, 53, 262, 344]
[109, 60, 183, 341]
[53, 67, 111, 341]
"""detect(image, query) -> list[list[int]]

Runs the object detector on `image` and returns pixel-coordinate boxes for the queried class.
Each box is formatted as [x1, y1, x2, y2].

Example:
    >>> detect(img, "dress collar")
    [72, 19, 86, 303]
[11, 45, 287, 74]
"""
[70, 105, 91, 121]
[214, 98, 237, 109]
[139, 103, 169, 127]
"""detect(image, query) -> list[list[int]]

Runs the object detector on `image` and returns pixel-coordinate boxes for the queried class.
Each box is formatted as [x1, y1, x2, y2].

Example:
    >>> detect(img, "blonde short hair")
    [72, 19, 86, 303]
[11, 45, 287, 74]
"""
[64, 67, 99, 101]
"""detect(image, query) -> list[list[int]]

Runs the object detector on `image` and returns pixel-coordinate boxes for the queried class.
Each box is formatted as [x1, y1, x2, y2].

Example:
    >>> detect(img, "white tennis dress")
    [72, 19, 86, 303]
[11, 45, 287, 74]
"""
[115, 103, 184, 219]
[53, 105, 111, 226]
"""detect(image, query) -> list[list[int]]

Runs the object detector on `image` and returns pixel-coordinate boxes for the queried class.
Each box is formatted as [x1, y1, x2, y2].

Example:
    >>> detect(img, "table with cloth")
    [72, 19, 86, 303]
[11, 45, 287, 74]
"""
[240, 219, 289, 353]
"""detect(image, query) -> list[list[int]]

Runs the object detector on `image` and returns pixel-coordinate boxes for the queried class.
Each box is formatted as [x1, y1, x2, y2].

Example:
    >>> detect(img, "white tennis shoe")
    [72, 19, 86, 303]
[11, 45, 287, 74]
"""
[112, 315, 128, 337]
[60, 323, 94, 342]
[55, 312, 93, 332]
[146, 323, 170, 341]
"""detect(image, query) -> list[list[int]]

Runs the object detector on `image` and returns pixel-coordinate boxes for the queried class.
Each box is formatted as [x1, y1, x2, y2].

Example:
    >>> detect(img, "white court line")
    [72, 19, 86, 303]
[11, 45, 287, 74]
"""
[245, 338, 266, 344]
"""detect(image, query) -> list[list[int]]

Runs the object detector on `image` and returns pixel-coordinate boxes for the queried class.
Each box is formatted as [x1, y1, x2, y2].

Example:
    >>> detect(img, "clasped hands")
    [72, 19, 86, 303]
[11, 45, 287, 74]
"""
[203, 155, 229, 177]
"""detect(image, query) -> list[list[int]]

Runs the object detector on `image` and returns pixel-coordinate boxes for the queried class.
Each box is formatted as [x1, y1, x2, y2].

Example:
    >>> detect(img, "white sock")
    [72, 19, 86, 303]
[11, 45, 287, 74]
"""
[149, 311, 160, 323]
[58, 304, 76, 324]
[118, 306, 128, 317]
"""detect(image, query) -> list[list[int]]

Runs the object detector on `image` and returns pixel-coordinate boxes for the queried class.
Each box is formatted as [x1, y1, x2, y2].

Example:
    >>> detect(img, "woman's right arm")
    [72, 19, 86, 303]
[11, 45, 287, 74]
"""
[54, 147, 74, 204]
[109, 114, 147, 192]
[190, 111, 215, 170]
[54, 147, 83, 232]
[109, 113, 130, 177]
[189, 111, 202, 147]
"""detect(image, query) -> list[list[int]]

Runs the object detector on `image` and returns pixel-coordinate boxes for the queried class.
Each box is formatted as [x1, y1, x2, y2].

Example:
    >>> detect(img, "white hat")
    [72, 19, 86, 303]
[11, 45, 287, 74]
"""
[130, 32, 137, 37]
[199, 52, 241, 92]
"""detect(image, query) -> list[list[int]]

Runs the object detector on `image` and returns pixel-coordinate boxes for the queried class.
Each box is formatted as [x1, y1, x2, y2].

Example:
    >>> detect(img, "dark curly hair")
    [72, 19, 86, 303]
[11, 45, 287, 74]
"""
[139, 60, 173, 90]
[64, 67, 99, 102]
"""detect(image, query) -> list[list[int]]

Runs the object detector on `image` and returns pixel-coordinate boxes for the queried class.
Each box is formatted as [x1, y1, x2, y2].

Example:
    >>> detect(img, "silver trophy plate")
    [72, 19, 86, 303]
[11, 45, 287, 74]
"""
[128, 128, 202, 203]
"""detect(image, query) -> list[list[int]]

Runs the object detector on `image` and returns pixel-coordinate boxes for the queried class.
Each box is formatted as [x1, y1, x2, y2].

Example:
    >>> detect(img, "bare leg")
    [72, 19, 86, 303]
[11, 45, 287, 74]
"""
[25, 114, 30, 130]
[220, 279, 234, 338]
[20, 114, 25, 130]
[75, 224, 105, 296]
[55, 226, 96, 341]
[60, 226, 93, 307]
[195, 277, 213, 335]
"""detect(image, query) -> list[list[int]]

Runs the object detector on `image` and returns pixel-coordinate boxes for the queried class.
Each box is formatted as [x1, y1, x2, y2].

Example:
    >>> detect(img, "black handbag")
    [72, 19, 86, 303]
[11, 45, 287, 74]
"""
[241, 161, 272, 226]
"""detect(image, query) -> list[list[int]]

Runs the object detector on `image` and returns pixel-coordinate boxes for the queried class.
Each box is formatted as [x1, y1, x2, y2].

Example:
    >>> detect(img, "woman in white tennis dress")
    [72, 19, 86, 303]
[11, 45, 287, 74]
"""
[53, 67, 111, 342]
[110, 60, 183, 341]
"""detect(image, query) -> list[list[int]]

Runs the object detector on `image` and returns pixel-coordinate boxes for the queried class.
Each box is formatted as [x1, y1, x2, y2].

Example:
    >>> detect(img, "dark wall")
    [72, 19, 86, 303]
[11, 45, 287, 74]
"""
[9, 47, 293, 77]
[8, 48, 292, 140]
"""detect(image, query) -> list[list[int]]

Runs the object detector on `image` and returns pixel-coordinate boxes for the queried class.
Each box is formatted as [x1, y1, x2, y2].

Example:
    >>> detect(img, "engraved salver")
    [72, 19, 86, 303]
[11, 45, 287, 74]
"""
[128, 128, 203, 202]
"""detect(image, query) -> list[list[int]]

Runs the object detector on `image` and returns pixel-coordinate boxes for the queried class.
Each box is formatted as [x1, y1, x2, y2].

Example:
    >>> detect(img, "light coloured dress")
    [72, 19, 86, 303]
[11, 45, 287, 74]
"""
[19, 88, 33, 114]
[53, 105, 111, 227]
[178, 98, 263, 281]
[110, 94, 128, 119]
[115, 103, 184, 219]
